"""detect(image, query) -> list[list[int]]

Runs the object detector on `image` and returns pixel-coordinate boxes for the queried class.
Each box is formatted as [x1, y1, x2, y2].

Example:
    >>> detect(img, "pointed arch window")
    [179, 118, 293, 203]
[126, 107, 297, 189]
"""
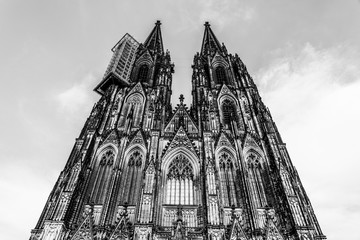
[215, 66, 227, 84]
[122, 150, 143, 205]
[91, 149, 115, 204]
[221, 99, 237, 129]
[166, 154, 194, 205]
[247, 153, 267, 207]
[218, 152, 237, 207]
[124, 93, 144, 128]
[138, 64, 149, 82]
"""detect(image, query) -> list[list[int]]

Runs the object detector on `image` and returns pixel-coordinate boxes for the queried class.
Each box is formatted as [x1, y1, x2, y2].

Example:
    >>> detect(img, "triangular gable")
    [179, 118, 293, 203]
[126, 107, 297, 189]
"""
[215, 132, 234, 151]
[229, 218, 248, 240]
[164, 103, 198, 134]
[109, 214, 128, 240]
[218, 84, 237, 102]
[211, 52, 229, 67]
[127, 82, 145, 98]
[145, 158, 156, 174]
[205, 156, 216, 172]
[266, 219, 285, 240]
[135, 49, 154, 65]
[162, 127, 198, 157]
[127, 130, 146, 149]
[243, 133, 262, 153]
[70, 213, 94, 240]
[102, 129, 120, 146]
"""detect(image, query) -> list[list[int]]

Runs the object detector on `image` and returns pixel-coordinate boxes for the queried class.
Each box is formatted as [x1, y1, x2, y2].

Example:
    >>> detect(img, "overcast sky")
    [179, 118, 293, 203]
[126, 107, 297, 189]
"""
[0, 1, 360, 239]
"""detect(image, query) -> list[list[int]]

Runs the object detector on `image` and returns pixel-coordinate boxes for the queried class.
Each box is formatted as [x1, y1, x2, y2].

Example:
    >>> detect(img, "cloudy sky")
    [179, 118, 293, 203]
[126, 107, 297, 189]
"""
[1, 0, 360, 239]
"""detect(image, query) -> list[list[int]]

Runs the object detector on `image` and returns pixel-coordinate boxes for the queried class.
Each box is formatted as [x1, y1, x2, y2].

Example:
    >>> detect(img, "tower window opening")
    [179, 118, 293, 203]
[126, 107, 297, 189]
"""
[138, 64, 149, 82]
[215, 66, 227, 84]
[222, 99, 236, 128]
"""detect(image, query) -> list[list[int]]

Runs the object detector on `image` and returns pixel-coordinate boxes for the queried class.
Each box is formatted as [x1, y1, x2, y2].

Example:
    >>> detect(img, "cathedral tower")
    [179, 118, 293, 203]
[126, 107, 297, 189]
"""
[30, 21, 326, 240]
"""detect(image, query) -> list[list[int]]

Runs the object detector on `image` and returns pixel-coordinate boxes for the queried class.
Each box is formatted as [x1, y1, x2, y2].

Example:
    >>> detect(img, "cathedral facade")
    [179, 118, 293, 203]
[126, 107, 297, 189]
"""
[30, 21, 326, 240]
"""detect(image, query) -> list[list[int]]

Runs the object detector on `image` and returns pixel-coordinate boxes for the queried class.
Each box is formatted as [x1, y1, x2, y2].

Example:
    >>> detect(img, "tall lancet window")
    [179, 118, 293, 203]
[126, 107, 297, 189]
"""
[221, 99, 237, 129]
[123, 150, 143, 205]
[218, 152, 237, 207]
[166, 154, 194, 205]
[124, 94, 144, 127]
[91, 149, 115, 204]
[246, 152, 267, 208]
[215, 66, 227, 84]
[138, 64, 149, 82]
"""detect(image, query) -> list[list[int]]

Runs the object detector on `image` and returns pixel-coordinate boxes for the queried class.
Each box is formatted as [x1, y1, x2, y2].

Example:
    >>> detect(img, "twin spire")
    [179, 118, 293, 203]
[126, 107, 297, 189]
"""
[144, 20, 223, 55]
[200, 21, 223, 54]
[143, 20, 164, 54]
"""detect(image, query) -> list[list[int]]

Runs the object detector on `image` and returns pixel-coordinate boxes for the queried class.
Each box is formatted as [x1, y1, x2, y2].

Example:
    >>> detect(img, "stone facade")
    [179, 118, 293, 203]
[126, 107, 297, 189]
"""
[30, 21, 326, 240]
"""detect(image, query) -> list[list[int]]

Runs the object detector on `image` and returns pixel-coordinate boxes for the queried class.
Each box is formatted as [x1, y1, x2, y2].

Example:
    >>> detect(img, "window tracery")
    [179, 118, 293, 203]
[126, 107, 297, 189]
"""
[215, 66, 227, 84]
[91, 149, 115, 204]
[246, 152, 267, 207]
[166, 154, 194, 205]
[218, 152, 237, 207]
[123, 150, 143, 205]
[138, 64, 149, 82]
[221, 99, 237, 128]
[123, 93, 144, 127]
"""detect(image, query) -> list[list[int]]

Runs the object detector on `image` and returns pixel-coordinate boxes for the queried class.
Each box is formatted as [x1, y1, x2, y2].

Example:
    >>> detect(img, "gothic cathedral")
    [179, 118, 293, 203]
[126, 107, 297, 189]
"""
[30, 21, 326, 240]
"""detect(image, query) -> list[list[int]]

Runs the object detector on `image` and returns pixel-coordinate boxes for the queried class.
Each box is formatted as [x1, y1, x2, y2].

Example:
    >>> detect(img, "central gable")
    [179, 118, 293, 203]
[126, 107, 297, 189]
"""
[164, 103, 198, 134]
[162, 127, 199, 159]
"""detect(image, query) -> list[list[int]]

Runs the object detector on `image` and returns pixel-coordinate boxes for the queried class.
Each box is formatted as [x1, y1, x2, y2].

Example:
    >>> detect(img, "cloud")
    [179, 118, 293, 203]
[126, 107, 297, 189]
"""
[255, 43, 360, 239]
[56, 73, 97, 115]
[199, 0, 255, 29]
[256, 42, 360, 125]
[171, 0, 256, 33]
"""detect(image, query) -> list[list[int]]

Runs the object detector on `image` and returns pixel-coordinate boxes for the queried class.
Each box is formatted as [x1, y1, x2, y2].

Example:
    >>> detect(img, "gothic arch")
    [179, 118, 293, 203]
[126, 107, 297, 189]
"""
[124, 144, 147, 163]
[120, 146, 145, 206]
[218, 94, 239, 111]
[161, 147, 200, 209]
[161, 147, 200, 176]
[94, 143, 118, 164]
[90, 146, 117, 204]
[215, 146, 237, 167]
[164, 153, 195, 205]
[137, 64, 149, 82]
[212, 56, 230, 85]
[217, 94, 243, 130]
[122, 92, 145, 127]
[243, 146, 265, 163]
[244, 150, 267, 208]
[215, 148, 239, 207]
[135, 51, 153, 66]
[211, 54, 229, 69]
[214, 65, 227, 85]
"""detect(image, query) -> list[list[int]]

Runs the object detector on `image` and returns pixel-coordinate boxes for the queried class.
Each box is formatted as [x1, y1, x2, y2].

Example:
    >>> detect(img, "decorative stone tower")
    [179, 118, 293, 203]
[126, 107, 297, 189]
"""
[30, 21, 326, 240]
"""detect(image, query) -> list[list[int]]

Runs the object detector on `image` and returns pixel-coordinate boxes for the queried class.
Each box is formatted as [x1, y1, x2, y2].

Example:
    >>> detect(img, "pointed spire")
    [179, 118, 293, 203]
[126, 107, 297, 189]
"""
[143, 20, 164, 54]
[200, 21, 223, 55]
